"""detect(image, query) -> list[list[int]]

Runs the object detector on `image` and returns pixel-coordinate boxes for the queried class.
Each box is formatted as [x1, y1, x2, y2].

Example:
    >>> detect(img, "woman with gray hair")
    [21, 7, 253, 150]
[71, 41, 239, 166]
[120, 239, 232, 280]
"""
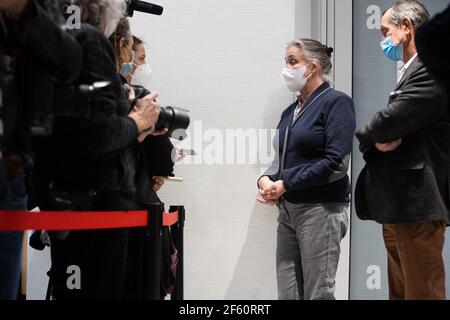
[257, 39, 355, 300]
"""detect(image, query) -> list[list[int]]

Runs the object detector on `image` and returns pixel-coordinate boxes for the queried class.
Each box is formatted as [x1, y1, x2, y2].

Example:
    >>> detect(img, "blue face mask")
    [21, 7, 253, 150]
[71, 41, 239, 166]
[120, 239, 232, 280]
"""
[119, 45, 135, 77]
[120, 62, 133, 77]
[380, 32, 404, 62]
[380, 36, 403, 61]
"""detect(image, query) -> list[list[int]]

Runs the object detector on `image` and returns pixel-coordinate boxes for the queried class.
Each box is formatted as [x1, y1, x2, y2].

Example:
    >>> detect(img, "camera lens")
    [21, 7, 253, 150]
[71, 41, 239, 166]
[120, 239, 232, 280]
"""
[156, 107, 190, 140]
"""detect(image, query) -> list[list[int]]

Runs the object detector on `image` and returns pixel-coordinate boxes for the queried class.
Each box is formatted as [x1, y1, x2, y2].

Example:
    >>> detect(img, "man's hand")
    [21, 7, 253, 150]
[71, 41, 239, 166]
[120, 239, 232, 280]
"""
[128, 92, 160, 136]
[0, 0, 28, 17]
[375, 139, 403, 153]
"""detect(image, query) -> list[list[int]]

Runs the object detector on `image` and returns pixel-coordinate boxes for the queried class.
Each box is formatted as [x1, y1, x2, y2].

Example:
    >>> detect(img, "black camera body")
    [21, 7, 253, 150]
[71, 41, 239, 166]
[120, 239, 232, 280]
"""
[130, 85, 190, 140]
[28, 80, 112, 137]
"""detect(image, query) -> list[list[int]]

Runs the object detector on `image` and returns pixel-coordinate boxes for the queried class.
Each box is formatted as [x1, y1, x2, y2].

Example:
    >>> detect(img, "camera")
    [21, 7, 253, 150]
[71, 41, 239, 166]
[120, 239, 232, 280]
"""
[130, 85, 190, 140]
[30, 81, 112, 136]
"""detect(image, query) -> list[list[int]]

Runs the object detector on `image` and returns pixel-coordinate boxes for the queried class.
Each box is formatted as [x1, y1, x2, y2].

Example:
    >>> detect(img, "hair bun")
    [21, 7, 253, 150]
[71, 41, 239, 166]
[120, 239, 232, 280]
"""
[327, 47, 334, 57]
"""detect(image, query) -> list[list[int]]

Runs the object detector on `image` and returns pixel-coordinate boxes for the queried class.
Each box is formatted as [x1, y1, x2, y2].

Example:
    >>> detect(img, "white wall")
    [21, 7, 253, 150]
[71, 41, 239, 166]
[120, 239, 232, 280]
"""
[27, 236, 51, 300]
[131, 0, 350, 300]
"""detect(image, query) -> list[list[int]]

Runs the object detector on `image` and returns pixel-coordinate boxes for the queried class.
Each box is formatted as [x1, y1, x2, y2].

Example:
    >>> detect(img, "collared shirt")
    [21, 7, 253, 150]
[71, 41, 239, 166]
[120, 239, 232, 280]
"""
[293, 103, 302, 121]
[398, 53, 418, 83]
[292, 95, 307, 122]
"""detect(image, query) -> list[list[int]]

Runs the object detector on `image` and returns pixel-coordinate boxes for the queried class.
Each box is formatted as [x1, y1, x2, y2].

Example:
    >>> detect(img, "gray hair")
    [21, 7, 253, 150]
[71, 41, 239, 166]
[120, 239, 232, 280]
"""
[70, 0, 126, 31]
[287, 38, 333, 82]
[385, 0, 430, 30]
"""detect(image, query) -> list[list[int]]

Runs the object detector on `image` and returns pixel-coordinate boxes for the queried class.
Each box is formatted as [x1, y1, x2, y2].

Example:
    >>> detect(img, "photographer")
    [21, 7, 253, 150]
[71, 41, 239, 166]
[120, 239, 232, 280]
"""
[109, 18, 176, 299]
[0, 0, 82, 300]
[33, 0, 164, 300]
[110, 25, 174, 204]
[130, 36, 175, 199]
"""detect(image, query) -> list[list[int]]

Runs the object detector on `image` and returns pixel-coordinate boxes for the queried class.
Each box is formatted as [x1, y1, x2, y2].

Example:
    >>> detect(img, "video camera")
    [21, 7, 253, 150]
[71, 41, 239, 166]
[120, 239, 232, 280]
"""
[129, 85, 190, 140]
[125, 0, 164, 17]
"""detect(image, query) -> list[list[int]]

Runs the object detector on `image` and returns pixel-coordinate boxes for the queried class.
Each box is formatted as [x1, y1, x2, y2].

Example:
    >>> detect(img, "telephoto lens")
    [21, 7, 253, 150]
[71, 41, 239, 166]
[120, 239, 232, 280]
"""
[156, 107, 190, 140]
[129, 85, 190, 140]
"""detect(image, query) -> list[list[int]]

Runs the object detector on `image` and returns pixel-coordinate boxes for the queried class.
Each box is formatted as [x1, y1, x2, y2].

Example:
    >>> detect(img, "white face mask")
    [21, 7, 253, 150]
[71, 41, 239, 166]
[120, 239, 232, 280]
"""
[130, 63, 153, 90]
[281, 63, 312, 92]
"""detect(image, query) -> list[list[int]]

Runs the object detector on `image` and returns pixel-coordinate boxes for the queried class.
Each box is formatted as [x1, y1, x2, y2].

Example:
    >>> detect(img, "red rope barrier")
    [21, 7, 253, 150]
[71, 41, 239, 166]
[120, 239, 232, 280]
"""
[0, 210, 148, 231]
[0, 209, 181, 231]
[163, 211, 179, 227]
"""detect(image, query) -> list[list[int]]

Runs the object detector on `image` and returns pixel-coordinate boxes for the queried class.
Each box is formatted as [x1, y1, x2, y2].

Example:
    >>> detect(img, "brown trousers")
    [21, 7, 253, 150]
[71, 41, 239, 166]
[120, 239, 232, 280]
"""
[383, 221, 447, 300]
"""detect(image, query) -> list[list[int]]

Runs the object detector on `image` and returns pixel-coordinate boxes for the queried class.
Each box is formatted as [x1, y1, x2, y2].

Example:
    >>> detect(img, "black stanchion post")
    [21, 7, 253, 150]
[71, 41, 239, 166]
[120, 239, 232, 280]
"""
[170, 205, 185, 300]
[45, 269, 53, 300]
[144, 203, 164, 300]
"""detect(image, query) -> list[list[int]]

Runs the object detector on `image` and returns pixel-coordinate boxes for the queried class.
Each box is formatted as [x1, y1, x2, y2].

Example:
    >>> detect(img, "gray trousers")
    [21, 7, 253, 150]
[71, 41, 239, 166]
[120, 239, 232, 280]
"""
[276, 199, 349, 300]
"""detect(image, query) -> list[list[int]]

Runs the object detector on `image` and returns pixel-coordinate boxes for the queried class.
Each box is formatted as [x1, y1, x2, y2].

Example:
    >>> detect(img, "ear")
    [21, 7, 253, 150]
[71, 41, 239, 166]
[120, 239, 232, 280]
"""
[309, 62, 319, 74]
[401, 17, 413, 35]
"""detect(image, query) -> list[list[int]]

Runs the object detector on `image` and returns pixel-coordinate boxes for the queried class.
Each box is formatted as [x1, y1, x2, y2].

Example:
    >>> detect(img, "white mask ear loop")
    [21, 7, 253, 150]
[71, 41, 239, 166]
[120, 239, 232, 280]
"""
[303, 62, 314, 80]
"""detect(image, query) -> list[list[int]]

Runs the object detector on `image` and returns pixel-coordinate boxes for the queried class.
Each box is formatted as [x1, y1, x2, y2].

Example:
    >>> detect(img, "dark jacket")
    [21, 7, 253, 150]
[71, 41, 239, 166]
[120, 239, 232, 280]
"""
[136, 135, 175, 205]
[114, 74, 175, 206]
[264, 82, 355, 204]
[0, 0, 82, 155]
[29, 23, 139, 208]
[355, 57, 450, 225]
